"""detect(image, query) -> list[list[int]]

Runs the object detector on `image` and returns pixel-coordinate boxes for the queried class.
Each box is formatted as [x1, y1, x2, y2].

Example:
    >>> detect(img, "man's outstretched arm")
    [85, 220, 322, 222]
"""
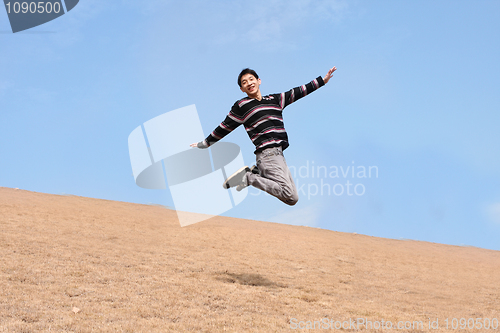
[190, 103, 242, 149]
[280, 66, 337, 109]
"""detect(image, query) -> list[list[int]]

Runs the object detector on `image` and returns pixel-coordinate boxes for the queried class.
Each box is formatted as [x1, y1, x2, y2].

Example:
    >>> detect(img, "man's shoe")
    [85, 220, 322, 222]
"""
[236, 172, 249, 191]
[223, 166, 250, 189]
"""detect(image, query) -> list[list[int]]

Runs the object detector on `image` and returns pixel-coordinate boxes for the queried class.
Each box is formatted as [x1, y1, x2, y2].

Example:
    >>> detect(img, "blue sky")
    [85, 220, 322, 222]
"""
[1, 0, 499, 250]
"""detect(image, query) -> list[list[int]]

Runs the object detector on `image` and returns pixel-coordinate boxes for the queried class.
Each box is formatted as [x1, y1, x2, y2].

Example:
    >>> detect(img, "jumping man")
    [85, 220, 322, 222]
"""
[190, 66, 337, 206]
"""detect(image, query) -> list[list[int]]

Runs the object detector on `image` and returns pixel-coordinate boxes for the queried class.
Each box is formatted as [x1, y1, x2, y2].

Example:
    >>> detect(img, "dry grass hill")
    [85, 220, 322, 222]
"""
[0, 187, 499, 332]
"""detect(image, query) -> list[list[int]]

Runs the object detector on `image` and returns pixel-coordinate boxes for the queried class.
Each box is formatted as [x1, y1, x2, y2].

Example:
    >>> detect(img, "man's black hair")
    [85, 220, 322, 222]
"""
[238, 68, 259, 87]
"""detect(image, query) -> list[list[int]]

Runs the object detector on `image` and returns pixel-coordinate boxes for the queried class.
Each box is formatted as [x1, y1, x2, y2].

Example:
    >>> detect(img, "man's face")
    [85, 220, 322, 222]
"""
[240, 74, 261, 96]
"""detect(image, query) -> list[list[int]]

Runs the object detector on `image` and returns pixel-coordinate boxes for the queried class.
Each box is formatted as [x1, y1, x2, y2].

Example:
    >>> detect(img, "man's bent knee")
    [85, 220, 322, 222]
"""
[284, 194, 299, 206]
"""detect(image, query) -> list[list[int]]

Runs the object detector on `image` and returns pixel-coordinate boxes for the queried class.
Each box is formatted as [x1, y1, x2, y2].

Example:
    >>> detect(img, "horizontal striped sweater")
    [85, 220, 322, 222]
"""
[205, 76, 325, 154]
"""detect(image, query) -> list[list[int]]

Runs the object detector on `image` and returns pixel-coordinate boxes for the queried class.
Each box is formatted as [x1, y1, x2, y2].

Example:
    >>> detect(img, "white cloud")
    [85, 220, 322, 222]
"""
[269, 203, 322, 227]
[484, 202, 500, 224]
[246, 0, 347, 41]
[202, 0, 349, 48]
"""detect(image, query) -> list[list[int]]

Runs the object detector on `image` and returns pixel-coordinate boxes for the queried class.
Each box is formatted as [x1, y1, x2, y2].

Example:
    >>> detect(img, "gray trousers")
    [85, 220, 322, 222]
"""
[246, 146, 299, 206]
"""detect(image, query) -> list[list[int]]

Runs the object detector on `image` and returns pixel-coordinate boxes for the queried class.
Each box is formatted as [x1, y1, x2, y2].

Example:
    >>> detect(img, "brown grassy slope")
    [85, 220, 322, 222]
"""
[0, 187, 499, 332]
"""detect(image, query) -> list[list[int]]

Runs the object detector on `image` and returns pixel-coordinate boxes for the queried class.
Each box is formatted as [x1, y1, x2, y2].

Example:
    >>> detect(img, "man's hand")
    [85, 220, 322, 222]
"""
[323, 66, 337, 84]
[190, 140, 208, 149]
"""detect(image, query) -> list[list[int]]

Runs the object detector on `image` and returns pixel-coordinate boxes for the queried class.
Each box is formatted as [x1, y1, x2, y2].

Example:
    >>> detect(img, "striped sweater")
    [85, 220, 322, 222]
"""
[205, 76, 325, 154]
